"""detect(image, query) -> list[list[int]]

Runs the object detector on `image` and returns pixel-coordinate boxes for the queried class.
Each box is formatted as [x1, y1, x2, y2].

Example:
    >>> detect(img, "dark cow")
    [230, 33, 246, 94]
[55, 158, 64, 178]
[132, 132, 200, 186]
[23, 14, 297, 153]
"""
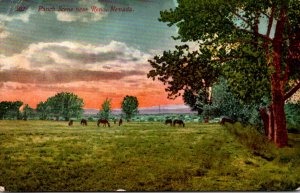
[220, 117, 235, 125]
[165, 119, 173, 126]
[119, 118, 123, 126]
[173, 119, 185, 127]
[97, 119, 110, 127]
[68, 120, 73, 126]
[80, 119, 87, 126]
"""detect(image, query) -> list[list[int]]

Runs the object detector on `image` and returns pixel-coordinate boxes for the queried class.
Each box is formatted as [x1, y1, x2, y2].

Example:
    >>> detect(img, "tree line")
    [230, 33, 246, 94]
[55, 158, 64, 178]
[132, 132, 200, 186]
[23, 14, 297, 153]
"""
[0, 92, 139, 121]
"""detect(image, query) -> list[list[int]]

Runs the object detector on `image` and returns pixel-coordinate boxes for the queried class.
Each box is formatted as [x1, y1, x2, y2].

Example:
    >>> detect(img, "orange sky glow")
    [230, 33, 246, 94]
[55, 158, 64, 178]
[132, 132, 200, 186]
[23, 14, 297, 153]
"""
[0, 80, 184, 109]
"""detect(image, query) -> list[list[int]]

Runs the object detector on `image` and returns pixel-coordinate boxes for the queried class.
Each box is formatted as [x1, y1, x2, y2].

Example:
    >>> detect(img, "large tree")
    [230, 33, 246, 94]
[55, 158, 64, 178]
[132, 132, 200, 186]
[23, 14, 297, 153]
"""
[45, 92, 84, 121]
[121, 95, 139, 121]
[148, 0, 300, 147]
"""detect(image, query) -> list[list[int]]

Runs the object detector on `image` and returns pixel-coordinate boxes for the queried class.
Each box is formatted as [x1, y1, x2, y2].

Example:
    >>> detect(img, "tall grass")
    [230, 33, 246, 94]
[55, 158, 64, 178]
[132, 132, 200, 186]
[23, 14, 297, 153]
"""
[223, 122, 300, 190]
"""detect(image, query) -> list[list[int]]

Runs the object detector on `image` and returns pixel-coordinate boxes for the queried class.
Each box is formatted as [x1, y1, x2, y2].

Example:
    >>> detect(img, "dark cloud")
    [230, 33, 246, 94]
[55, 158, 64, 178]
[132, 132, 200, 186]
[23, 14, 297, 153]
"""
[0, 82, 127, 97]
[0, 68, 145, 84]
[2, 83, 32, 91]
[40, 45, 131, 64]
[30, 56, 57, 67]
[38, 85, 126, 96]
[62, 51, 124, 64]
[124, 79, 138, 83]
[28, 44, 141, 69]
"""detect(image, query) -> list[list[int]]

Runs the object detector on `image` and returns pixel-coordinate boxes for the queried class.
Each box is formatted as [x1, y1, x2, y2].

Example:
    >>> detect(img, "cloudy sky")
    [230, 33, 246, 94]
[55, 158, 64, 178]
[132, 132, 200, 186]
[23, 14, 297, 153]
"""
[0, 0, 184, 109]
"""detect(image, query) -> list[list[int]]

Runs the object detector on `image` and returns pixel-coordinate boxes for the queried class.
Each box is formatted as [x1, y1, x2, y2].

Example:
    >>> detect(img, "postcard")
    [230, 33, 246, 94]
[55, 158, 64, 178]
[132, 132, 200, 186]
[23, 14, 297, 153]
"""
[0, 0, 299, 191]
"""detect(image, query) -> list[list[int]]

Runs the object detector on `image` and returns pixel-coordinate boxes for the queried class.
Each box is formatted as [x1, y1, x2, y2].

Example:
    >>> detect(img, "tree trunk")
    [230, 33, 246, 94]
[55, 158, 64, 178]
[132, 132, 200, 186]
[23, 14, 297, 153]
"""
[269, 5, 288, 147]
[271, 79, 288, 147]
[259, 107, 269, 136]
[267, 105, 274, 141]
[259, 106, 274, 141]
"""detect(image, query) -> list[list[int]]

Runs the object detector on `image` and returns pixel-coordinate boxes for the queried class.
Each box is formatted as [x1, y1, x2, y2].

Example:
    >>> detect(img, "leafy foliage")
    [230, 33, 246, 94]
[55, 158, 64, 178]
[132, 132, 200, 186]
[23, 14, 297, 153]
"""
[148, 45, 220, 99]
[148, 0, 300, 147]
[36, 101, 50, 120]
[98, 98, 112, 120]
[183, 89, 210, 115]
[203, 79, 268, 127]
[22, 104, 35, 120]
[151, 0, 300, 104]
[44, 92, 84, 121]
[285, 101, 300, 132]
[0, 101, 23, 120]
[121, 95, 139, 121]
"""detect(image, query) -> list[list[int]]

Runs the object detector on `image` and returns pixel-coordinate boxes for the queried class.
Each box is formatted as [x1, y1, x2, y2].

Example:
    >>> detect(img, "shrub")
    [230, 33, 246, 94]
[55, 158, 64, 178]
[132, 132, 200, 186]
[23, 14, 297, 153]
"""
[285, 101, 300, 133]
[224, 123, 276, 159]
[203, 79, 268, 128]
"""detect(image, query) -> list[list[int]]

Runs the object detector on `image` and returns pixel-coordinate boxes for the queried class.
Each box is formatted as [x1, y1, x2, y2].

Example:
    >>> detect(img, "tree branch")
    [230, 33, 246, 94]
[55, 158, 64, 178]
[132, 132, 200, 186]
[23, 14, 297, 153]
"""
[232, 25, 273, 41]
[284, 81, 300, 101]
[266, 4, 275, 37]
[231, 11, 252, 27]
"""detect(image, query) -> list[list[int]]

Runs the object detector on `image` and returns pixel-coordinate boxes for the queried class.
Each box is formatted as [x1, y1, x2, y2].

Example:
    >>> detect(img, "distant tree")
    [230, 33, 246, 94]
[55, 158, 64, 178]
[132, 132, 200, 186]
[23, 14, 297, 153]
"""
[0, 101, 10, 120]
[36, 101, 50, 120]
[121, 95, 139, 121]
[22, 104, 35, 120]
[98, 98, 112, 120]
[45, 92, 84, 121]
[0, 101, 23, 120]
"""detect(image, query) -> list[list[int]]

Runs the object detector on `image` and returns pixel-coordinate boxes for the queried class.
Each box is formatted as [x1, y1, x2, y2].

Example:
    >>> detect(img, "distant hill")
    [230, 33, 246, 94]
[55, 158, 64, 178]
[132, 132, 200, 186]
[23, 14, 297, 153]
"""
[84, 104, 195, 115]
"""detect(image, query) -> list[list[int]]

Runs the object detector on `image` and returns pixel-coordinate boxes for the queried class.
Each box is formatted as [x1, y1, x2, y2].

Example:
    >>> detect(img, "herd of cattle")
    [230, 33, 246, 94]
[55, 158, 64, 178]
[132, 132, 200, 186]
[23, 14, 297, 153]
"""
[67, 117, 234, 127]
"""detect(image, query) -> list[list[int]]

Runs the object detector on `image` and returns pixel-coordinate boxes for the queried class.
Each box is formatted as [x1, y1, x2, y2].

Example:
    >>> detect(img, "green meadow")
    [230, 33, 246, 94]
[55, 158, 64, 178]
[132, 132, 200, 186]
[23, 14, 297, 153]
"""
[0, 120, 299, 191]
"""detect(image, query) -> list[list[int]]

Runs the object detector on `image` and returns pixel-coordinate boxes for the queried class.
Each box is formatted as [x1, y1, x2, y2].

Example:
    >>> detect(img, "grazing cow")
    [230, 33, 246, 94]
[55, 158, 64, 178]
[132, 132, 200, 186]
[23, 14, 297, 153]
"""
[220, 117, 235, 125]
[119, 118, 123, 126]
[173, 119, 185, 127]
[165, 119, 172, 126]
[97, 119, 110, 127]
[68, 120, 73, 126]
[80, 119, 87, 126]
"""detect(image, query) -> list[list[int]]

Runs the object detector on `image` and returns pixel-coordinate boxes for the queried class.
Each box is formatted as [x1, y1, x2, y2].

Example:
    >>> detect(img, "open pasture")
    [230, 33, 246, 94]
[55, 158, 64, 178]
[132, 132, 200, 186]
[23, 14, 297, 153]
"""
[0, 120, 299, 191]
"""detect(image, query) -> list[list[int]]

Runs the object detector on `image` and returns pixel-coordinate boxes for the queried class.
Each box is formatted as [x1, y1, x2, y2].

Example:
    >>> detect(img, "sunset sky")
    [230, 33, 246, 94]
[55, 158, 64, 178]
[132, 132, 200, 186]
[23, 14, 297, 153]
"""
[0, 0, 185, 109]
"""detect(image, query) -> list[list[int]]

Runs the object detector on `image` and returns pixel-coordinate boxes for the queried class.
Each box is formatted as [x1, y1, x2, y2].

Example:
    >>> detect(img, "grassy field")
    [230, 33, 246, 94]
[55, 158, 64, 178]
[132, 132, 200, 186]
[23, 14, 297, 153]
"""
[0, 120, 299, 191]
